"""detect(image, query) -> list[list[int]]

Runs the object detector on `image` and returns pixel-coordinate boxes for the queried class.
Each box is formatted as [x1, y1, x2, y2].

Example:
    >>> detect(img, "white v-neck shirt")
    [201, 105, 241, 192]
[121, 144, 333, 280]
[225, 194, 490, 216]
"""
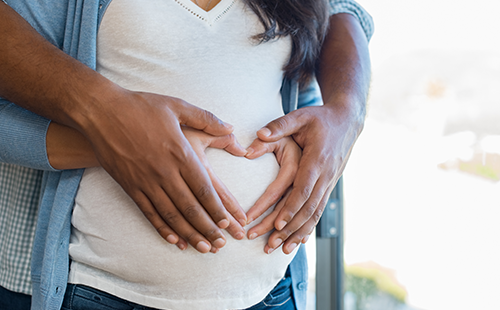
[68, 0, 296, 309]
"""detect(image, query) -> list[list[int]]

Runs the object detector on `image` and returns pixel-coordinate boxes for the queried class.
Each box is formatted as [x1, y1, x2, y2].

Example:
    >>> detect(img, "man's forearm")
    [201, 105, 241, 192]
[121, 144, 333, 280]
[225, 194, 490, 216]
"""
[0, 2, 246, 252]
[316, 13, 371, 127]
[250, 12, 372, 253]
[0, 2, 115, 131]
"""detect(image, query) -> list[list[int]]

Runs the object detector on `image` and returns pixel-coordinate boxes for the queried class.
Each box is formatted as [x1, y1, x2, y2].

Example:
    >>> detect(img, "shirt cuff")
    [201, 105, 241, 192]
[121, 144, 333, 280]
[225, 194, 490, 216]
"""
[0, 100, 58, 171]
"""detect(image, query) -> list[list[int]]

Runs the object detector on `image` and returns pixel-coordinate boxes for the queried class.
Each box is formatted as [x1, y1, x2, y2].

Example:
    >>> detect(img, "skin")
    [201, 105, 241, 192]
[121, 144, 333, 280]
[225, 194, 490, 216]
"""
[46, 122, 248, 252]
[245, 13, 371, 254]
[46, 122, 301, 253]
[192, 0, 219, 11]
[0, 2, 241, 253]
[0, 2, 370, 254]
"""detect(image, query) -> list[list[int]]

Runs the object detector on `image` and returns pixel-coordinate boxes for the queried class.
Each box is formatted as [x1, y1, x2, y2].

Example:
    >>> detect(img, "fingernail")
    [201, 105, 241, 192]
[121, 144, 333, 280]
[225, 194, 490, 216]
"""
[248, 233, 258, 240]
[276, 220, 287, 231]
[217, 219, 229, 229]
[302, 235, 310, 244]
[239, 219, 247, 227]
[196, 241, 211, 253]
[223, 122, 234, 130]
[246, 147, 254, 157]
[235, 232, 245, 240]
[177, 243, 186, 251]
[271, 238, 283, 249]
[287, 243, 298, 253]
[246, 217, 254, 225]
[210, 246, 219, 254]
[213, 238, 226, 248]
[258, 128, 272, 137]
[166, 234, 177, 244]
[266, 247, 275, 254]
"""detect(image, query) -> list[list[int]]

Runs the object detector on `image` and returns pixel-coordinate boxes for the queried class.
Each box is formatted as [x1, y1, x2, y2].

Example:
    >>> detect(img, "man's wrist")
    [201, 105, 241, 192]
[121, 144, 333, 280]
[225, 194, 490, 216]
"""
[64, 76, 125, 135]
[322, 97, 365, 138]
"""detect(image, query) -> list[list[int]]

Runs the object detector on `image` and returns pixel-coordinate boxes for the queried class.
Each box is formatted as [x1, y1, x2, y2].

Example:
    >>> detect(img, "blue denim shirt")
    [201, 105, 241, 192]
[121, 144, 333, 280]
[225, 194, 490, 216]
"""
[0, 1, 373, 309]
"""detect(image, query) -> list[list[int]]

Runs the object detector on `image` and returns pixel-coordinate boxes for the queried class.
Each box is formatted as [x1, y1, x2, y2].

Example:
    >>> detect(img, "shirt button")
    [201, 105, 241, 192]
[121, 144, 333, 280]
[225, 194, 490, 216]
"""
[297, 281, 308, 290]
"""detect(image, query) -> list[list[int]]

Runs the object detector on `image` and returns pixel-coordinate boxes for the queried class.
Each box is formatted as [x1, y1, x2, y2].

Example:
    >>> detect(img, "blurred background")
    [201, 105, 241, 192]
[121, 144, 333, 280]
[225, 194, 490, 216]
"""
[307, 0, 500, 309]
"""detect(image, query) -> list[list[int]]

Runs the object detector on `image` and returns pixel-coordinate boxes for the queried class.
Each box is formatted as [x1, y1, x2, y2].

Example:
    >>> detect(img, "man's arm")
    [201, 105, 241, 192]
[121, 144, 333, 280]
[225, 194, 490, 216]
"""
[247, 12, 371, 254]
[0, 2, 246, 253]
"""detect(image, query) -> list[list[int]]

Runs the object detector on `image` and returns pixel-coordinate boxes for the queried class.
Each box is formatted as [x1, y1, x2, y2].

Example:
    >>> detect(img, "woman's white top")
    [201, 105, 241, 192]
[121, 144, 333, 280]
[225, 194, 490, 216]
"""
[68, 0, 297, 309]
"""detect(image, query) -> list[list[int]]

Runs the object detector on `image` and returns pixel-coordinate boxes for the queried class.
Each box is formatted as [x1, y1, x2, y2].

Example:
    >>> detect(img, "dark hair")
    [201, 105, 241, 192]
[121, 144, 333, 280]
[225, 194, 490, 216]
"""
[245, 0, 329, 84]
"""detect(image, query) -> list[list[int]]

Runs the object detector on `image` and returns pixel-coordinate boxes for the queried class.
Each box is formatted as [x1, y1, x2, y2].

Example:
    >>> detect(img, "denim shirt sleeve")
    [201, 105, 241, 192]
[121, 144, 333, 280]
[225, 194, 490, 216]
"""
[0, 1, 70, 170]
[0, 99, 57, 170]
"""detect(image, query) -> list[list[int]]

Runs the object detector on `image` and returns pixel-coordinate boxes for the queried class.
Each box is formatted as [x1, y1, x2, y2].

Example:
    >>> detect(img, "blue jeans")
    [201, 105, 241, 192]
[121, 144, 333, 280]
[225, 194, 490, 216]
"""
[0, 285, 32, 310]
[61, 269, 295, 310]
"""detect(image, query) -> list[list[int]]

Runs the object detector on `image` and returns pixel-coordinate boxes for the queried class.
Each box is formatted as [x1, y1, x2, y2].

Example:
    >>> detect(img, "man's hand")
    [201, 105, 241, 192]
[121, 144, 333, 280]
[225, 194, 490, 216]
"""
[245, 13, 371, 255]
[250, 105, 361, 254]
[179, 126, 248, 252]
[82, 89, 248, 254]
[0, 4, 248, 254]
[46, 106, 249, 254]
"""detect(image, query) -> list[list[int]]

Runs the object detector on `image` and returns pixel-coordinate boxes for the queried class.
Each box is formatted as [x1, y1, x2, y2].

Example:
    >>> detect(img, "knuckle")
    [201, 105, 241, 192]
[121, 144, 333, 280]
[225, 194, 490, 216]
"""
[217, 192, 231, 205]
[155, 224, 170, 234]
[299, 185, 313, 200]
[161, 211, 179, 225]
[169, 142, 191, 164]
[304, 203, 317, 219]
[141, 210, 156, 221]
[281, 227, 294, 238]
[325, 168, 336, 181]
[202, 109, 217, 124]
[312, 210, 322, 224]
[294, 232, 306, 240]
[185, 232, 198, 243]
[203, 228, 219, 240]
[196, 185, 212, 200]
[316, 152, 328, 165]
[271, 117, 288, 131]
[282, 210, 295, 223]
[270, 193, 281, 204]
[183, 204, 201, 220]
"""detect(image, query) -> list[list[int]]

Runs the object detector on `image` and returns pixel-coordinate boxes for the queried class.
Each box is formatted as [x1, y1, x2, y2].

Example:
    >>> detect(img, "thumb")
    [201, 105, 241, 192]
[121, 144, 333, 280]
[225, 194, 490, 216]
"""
[257, 110, 303, 142]
[209, 134, 248, 157]
[177, 101, 234, 136]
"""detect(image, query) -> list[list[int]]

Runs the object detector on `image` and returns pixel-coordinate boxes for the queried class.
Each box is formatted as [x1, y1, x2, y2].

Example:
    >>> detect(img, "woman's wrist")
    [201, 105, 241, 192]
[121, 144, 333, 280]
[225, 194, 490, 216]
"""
[46, 122, 99, 169]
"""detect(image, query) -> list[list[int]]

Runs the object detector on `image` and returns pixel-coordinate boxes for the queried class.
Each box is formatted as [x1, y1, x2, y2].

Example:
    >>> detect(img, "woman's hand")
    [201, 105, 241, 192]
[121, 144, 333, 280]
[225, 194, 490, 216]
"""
[179, 126, 249, 252]
[249, 104, 363, 255]
[243, 137, 302, 249]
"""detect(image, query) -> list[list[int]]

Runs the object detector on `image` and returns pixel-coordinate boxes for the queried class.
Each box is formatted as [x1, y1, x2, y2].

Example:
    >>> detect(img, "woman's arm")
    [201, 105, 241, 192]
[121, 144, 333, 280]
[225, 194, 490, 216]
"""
[46, 122, 99, 169]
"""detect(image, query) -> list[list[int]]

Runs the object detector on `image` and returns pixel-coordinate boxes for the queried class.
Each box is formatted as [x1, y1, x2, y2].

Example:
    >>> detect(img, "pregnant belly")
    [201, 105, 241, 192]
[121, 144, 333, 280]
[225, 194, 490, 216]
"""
[69, 150, 297, 308]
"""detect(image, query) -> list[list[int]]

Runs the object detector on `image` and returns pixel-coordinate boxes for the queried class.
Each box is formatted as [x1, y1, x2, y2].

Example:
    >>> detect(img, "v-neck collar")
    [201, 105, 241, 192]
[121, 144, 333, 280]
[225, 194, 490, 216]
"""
[173, 0, 236, 25]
